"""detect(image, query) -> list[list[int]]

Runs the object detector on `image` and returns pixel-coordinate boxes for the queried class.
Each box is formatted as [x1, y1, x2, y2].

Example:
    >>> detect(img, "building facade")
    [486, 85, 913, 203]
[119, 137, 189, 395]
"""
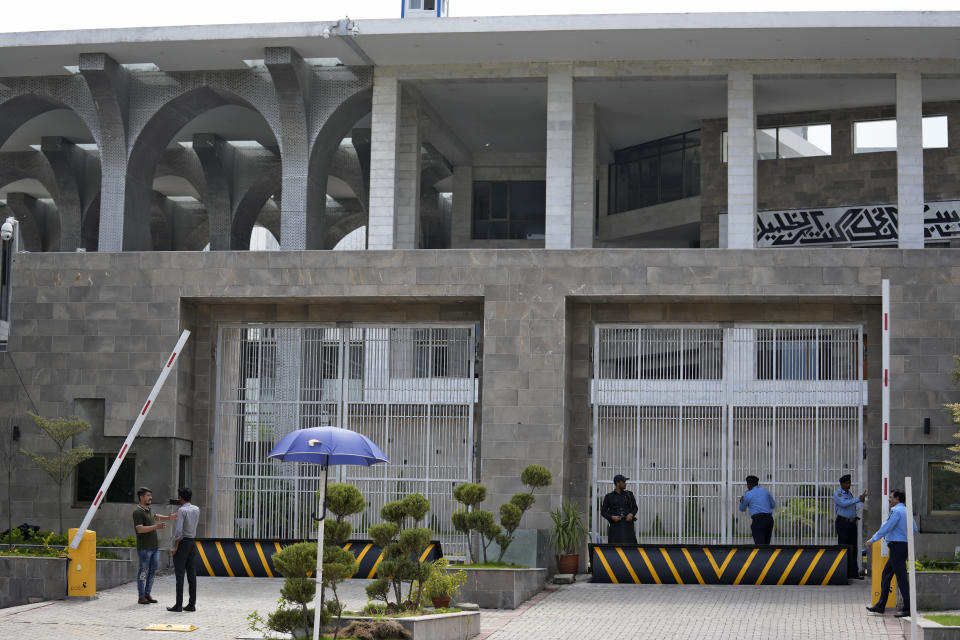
[0, 11, 958, 561]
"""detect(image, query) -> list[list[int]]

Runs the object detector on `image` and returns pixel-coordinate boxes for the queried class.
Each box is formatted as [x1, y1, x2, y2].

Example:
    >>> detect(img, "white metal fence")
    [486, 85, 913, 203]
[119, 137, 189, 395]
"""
[214, 324, 476, 558]
[592, 324, 863, 545]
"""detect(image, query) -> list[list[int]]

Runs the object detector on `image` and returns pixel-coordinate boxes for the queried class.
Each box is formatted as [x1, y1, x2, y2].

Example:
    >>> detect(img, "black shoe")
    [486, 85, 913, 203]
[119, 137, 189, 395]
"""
[894, 611, 911, 618]
[183, 605, 196, 612]
[138, 596, 150, 605]
[147, 596, 158, 603]
[167, 605, 182, 612]
[865, 605, 885, 614]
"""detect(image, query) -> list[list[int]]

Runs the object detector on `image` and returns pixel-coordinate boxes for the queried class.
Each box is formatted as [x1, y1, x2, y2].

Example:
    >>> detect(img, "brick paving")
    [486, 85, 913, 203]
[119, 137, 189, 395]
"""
[0, 575, 898, 640]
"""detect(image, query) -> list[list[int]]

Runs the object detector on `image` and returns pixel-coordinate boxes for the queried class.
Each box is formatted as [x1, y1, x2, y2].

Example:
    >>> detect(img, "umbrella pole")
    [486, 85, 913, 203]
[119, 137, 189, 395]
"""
[313, 464, 327, 640]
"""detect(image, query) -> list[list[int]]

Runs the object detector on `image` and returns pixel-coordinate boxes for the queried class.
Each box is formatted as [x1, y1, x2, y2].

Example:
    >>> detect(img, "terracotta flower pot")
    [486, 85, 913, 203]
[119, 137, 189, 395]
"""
[557, 553, 579, 574]
[431, 596, 451, 608]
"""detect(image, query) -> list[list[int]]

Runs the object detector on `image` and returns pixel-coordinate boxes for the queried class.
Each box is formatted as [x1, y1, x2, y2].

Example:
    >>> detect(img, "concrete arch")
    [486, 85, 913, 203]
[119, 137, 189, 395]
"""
[154, 146, 207, 200]
[231, 165, 281, 250]
[0, 91, 100, 151]
[307, 86, 372, 249]
[124, 86, 273, 250]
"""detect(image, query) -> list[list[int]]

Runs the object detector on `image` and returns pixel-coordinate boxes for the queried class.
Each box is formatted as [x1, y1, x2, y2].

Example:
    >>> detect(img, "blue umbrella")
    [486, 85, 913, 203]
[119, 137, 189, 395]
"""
[268, 426, 389, 640]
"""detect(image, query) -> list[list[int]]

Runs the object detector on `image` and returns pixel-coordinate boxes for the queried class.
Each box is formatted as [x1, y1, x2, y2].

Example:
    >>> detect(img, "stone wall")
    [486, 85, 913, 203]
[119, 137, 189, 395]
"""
[2, 248, 959, 539]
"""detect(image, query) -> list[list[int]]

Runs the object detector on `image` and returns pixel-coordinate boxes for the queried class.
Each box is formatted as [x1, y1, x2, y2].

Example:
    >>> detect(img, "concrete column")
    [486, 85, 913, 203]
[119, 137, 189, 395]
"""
[394, 90, 421, 249]
[264, 47, 312, 250]
[193, 134, 235, 251]
[78, 53, 131, 252]
[896, 71, 924, 249]
[367, 70, 401, 250]
[39, 137, 84, 251]
[545, 67, 574, 249]
[572, 102, 596, 248]
[726, 70, 757, 249]
[450, 165, 473, 248]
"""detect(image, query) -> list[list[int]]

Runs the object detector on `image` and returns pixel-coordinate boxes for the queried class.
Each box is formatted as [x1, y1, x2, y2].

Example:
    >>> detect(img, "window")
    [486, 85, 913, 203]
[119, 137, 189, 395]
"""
[76, 454, 135, 503]
[609, 130, 700, 214]
[722, 124, 831, 162]
[472, 181, 546, 240]
[178, 455, 191, 490]
[928, 462, 960, 514]
[853, 115, 948, 153]
[391, 327, 471, 378]
[755, 328, 859, 381]
[597, 328, 723, 380]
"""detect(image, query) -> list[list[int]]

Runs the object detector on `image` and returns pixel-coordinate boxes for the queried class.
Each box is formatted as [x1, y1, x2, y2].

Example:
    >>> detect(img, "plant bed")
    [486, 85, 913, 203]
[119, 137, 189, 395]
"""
[916, 571, 960, 610]
[455, 566, 547, 609]
[330, 610, 480, 640]
[899, 613, 960, 640]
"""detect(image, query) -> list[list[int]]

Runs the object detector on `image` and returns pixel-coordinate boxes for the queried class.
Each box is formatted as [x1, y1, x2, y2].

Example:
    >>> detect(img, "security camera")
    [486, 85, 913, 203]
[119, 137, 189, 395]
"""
[321, 26, 332, 39]
[0, 218, 14, 242]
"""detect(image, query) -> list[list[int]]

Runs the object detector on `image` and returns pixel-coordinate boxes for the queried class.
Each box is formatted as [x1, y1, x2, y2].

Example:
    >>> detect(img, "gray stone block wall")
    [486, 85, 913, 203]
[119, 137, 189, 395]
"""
[1, 248, 959, 540]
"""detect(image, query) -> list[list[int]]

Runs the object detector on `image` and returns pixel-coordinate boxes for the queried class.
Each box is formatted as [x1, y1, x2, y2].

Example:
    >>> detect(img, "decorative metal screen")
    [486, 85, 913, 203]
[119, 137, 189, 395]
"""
[214, 324, 476, 558]
[592, 325, 863, 545]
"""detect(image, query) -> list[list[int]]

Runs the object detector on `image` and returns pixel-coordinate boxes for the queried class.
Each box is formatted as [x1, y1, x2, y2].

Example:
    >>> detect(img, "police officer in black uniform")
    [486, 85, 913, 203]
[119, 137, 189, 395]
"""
[601, 474, 638, 544]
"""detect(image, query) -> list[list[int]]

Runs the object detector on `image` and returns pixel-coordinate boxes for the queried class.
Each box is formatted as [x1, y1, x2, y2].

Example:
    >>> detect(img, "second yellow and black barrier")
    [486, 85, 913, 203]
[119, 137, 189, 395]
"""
[590, 544, 849, 586]
[192, 539, 443, 579]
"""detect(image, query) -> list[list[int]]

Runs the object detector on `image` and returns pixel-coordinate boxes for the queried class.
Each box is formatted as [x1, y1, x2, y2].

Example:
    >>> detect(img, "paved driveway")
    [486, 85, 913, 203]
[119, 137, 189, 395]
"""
[0, 574, 897, 640]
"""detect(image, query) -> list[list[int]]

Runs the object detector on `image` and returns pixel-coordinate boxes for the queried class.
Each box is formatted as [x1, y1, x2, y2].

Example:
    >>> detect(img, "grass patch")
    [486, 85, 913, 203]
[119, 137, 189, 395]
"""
[452, 561, 529, 569]
[926, 615, 960, 626]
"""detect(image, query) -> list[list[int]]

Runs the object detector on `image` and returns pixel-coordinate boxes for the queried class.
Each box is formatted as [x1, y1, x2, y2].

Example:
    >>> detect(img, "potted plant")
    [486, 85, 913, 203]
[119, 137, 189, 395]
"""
[423, 557, 467, 608]
[549, 501, 587, 575]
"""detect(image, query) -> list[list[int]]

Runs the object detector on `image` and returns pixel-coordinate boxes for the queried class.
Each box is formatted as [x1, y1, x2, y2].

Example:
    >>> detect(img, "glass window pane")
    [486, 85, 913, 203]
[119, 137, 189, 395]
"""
[854, 119, 896, 153]
[757, 128, 778, 160]
[409, 0, 422, 9]
[490, 182, 509, 219]
[106, 458, 136, 503]
[721, 131, 728, 163]
[660, 149, 683, 203]
[778, 124, 831, 158]
[76, 456, 105, 502]
[472, 182, 490, 221]
[639, 156, 659, 207]
[928, 462, 960, 513]
[923, 115, 948, 149]
[683, 145, 700, 198]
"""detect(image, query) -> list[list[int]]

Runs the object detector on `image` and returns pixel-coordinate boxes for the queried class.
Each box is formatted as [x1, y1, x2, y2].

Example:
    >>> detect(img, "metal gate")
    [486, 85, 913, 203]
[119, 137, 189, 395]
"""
[592, 324, 863, 545]
[213, 324, 476, 558]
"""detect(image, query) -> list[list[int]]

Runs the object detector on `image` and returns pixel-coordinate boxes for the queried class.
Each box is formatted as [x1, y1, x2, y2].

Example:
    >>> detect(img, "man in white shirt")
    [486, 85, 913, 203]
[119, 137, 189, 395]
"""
[167, 488, 200, 612]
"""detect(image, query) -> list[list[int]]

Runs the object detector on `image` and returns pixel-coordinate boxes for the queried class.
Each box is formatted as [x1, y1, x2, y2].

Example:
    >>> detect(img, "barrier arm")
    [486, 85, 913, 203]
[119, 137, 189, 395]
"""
[905, 476, 918, 639]
[881, 279, 890, 557]
[69, 330, 191, 549]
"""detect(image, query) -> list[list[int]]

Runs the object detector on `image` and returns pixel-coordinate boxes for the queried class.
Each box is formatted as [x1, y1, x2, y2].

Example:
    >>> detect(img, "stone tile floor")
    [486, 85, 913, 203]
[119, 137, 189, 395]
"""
[0, 574, 900, 639]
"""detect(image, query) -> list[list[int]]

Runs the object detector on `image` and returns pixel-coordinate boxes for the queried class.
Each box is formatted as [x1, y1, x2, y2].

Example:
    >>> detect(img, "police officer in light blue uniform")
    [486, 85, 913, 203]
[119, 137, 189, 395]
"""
[738, 475, 776, 544]
[834, 474, 866, 579]
[865, 489, 918, 618]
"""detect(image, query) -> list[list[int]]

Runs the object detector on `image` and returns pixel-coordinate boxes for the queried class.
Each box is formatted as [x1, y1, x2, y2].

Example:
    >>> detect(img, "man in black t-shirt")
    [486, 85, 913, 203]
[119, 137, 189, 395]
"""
[132, 487, 176, 605]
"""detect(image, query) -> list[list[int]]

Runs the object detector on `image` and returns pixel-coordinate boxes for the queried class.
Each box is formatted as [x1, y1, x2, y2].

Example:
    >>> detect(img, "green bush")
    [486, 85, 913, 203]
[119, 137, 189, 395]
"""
[495, 464, 552, 562]
[368, 493, 434, 612]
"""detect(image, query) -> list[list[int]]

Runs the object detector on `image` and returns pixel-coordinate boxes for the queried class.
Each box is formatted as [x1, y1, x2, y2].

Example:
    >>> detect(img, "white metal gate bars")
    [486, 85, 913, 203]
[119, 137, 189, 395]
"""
[214, 324, 476, 558]
[592, 324, 864, 545]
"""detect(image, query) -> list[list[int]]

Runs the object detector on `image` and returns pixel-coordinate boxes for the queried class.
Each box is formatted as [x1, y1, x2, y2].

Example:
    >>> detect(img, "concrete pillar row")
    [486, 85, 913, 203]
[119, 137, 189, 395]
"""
[545, 66, 575, 249]
[450, 165, 473, 248]
[896, 71, 924, 249]
[368, 69, 402, 250]
[726, 70, 757, 249]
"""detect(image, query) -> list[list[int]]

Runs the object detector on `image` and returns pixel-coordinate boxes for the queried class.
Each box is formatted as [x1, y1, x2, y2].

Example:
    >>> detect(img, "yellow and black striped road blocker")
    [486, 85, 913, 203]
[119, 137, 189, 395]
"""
[193, 539, 443, 579]
[590, 544, 850, 586]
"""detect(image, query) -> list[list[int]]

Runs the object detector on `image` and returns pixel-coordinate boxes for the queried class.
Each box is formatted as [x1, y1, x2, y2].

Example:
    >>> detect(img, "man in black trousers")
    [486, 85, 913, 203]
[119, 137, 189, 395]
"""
[601, 474, 638, 544]
[865, 490, 918, 618]
[834, 474, 866, 579]
[168, 488, 200, 612]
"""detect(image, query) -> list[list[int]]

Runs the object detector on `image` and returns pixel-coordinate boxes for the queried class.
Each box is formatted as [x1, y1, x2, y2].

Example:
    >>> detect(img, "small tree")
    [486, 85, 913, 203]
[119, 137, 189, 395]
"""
[20, 412, 93, 533]
[495, 464, 552, 562]
[451, 483, 500, 563]
[268, 542, 320, 637]
[322, 483, 364, 640]
[365, 493, 434, 612]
